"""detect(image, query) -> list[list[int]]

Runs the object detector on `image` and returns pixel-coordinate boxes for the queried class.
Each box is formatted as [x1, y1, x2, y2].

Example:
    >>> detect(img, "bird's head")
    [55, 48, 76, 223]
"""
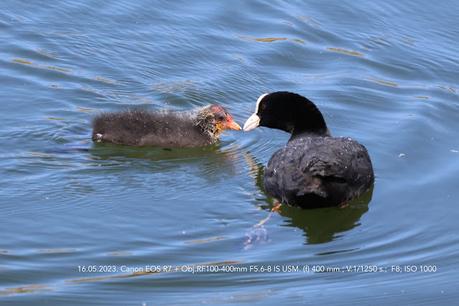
[243, 91, 329, 137]
[196, 104, 241, 140]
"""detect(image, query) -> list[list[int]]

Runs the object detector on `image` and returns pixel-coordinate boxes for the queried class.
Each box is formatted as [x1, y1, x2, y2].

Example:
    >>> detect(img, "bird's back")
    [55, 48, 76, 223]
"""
[264, 136, 374, 208]
[92, 109, 212, 147]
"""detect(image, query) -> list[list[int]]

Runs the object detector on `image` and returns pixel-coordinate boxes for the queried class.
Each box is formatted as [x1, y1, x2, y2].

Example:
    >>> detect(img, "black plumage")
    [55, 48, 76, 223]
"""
[243, 91, 374, 208]
[92, 104, 241, 147]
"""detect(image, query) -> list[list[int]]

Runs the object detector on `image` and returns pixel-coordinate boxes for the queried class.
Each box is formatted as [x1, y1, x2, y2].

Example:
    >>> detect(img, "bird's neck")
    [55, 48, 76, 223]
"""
[281, 114, 330, 139]
[268, 96, 329, 138]
[194, 110, 219, 142]
[289, 127, 330, 141]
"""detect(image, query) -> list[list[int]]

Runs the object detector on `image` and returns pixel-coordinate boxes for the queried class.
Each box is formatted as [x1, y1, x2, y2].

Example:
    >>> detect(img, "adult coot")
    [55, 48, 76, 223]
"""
[92, 104, 241, 147]
[243, 91, 374, 208]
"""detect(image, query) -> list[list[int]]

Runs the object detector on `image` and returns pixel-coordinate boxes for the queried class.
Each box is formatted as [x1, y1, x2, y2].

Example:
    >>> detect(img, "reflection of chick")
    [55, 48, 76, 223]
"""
[92, 105, 241, 147]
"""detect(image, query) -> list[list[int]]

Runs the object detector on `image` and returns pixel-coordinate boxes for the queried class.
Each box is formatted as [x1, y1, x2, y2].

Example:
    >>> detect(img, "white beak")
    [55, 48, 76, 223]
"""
[243, 113, 260, 131]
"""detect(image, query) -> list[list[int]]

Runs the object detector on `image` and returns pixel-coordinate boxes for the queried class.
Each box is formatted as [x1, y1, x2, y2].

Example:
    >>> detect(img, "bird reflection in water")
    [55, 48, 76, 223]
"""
[88, 141, 240, 183]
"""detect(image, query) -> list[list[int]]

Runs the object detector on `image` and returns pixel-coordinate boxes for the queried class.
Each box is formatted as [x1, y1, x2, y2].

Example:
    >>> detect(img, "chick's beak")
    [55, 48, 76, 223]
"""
[225, 118, 242, 131]
[243, 113, 260, 131]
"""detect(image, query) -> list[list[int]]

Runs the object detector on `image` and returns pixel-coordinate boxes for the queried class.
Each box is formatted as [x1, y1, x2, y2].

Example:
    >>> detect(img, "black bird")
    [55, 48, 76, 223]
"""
[92, 104, 241, 147]
[243, 91, 374, 208]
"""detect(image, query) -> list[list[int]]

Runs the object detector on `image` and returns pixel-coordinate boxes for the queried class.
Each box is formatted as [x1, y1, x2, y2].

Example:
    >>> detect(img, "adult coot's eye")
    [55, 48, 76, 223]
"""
[259, 103, 265, 112]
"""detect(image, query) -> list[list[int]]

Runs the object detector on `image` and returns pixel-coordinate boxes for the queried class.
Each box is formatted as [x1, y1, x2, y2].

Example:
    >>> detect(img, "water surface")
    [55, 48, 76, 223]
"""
[1, 0, 458, 305]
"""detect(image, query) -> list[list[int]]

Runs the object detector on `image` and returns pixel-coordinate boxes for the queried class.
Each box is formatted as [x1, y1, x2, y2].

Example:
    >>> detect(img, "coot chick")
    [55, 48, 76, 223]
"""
[92, 104, 241, 147]
[243, 91, 374, 208]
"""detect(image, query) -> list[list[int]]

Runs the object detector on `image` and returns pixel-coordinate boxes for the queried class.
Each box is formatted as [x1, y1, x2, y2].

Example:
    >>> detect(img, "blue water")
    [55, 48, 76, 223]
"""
[1, 1, 458, 305]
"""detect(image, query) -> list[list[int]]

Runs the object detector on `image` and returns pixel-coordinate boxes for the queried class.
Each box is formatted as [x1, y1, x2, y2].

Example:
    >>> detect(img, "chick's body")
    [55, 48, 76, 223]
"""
[92, 105, 240, 148]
